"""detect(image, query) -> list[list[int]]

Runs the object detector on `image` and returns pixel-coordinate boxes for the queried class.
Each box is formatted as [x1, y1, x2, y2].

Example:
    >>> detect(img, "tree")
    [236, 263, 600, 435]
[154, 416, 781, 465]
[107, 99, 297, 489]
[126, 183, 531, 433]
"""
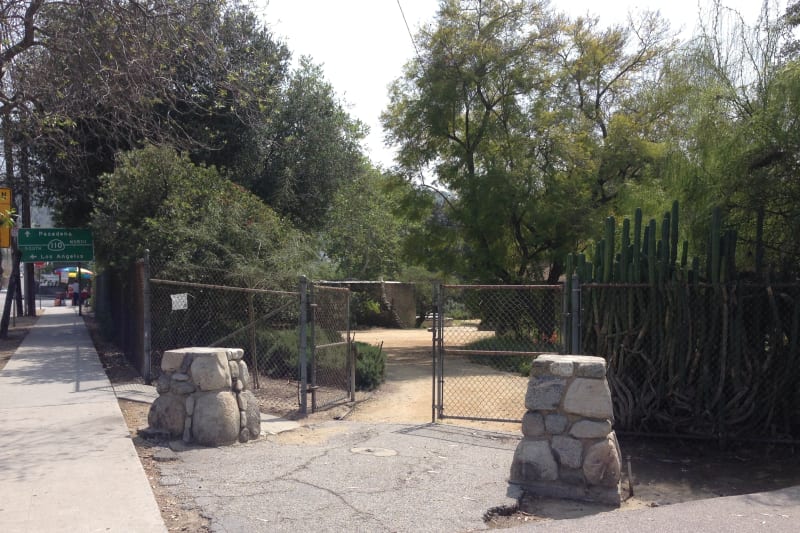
[252, 58, 366, 231]
[10, 0, 290, 226]
[658, 0, 800, 274]
[90, 145, 314, 288]
[383, 0, 674, 283]
[323, 166, 412, 280]
[557, 12, 676, 207]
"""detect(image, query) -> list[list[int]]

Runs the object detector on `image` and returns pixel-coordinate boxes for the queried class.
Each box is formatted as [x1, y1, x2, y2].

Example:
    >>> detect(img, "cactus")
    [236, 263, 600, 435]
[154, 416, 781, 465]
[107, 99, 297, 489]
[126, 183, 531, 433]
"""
[670, 200, 680, 266]
[710, 207, 721, 285]
[603, 217, 615, 283]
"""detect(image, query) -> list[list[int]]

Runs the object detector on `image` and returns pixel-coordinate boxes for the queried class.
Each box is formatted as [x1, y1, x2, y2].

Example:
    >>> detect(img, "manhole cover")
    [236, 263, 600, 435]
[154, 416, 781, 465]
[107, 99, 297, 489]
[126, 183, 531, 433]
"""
[350, 447, 397, 457]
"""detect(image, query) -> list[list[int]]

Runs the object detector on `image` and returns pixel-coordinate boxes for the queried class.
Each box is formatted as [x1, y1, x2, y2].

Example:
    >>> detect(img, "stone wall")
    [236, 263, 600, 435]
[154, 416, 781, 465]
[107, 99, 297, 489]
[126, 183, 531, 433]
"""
[148, 347, 261, 447]
[509, 354, 622, 506]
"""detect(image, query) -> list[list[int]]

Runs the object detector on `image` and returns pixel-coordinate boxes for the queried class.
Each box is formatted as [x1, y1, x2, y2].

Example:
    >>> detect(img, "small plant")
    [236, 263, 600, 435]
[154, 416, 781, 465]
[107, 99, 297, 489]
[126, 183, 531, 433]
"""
[354, 341, 386, 390]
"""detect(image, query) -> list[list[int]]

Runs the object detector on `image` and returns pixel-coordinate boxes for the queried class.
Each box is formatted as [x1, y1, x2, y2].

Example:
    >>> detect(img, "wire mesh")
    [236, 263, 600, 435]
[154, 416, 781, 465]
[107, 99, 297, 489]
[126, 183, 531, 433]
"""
[309, 284, 353, 410]
[436, 284, 564, 422]
[581, 282, 800, 441]
[149, 278, 303, 416]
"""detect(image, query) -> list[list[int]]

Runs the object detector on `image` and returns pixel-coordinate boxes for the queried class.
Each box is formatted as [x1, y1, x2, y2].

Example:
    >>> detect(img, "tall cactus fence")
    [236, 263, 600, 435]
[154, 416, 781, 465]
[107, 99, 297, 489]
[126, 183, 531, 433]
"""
[568, 202, 800, 442]
[144, 258, 353, 417]
[433, 284, 564, 423]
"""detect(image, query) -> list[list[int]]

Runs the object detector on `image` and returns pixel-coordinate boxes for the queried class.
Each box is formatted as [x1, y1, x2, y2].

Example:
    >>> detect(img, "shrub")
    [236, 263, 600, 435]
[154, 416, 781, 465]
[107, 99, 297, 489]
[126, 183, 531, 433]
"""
[354, 341, 386, 391]
[253, 329, 385, 391]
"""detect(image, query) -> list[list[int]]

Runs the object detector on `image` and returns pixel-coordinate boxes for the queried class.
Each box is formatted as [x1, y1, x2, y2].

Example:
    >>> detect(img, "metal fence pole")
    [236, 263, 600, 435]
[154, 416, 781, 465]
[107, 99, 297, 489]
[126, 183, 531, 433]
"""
[570, 274, 581, 354]
[142, 250, 152, 383]
[347, 289, 355, 402]
[298, 276, 308, 415]
[309, 281, 317, 413]
[562, 278, 569, 354]
[431, 282, 439, 423]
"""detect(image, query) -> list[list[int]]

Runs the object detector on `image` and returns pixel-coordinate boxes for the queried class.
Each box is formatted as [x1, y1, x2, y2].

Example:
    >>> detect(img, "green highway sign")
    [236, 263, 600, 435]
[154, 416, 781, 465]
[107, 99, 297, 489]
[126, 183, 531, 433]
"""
[18, 228, 94, 262]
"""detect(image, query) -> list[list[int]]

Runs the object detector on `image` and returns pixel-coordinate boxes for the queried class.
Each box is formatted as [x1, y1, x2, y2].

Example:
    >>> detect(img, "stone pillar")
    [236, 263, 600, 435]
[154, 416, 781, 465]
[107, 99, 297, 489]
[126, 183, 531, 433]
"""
[148, 347, 261, 447]
[509, 354, 622, 506]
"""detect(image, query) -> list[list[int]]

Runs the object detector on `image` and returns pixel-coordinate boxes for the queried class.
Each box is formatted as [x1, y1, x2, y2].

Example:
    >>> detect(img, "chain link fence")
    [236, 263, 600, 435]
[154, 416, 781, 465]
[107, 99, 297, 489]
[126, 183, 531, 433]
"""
[144, 257, 353, 417]
[580, 282, 800, 441]
[434, 284, 564, 422]
[149, 277, 303, 415]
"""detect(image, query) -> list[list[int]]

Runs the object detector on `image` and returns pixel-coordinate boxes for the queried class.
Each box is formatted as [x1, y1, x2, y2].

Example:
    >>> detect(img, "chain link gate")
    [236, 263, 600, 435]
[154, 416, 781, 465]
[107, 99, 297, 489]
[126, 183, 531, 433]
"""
[299, 278, 354, 413]
[432, 284, 565, 423]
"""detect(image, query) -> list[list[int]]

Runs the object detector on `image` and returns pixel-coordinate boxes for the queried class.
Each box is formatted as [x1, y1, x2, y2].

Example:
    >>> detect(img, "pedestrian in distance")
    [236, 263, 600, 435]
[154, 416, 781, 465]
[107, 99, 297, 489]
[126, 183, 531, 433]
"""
[69, 279, 80, 306]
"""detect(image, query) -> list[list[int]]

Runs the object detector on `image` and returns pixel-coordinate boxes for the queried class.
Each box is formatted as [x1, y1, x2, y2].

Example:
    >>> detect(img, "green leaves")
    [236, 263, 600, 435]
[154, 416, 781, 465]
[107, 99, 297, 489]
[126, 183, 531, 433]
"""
[91, 145, 312, 287]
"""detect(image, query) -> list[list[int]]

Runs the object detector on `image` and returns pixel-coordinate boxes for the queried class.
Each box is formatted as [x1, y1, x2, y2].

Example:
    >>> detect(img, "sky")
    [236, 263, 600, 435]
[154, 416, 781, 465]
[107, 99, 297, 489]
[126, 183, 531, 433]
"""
[254, 0, 775, 168]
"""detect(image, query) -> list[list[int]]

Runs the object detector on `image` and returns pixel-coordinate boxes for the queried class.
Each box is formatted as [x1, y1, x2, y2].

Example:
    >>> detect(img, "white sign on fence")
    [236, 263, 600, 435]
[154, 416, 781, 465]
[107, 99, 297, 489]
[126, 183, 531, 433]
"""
[171, 293, 188, 311]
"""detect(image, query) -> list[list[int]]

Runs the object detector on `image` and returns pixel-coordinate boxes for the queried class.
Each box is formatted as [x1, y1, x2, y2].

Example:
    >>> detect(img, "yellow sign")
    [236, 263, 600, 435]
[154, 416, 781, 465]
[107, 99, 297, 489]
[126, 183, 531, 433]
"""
[0, 188, 11, 248]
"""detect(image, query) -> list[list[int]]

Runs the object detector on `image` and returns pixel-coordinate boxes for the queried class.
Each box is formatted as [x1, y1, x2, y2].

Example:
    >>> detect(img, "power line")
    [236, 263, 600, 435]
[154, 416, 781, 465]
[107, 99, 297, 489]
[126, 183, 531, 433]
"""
[396, 0, 420, 59]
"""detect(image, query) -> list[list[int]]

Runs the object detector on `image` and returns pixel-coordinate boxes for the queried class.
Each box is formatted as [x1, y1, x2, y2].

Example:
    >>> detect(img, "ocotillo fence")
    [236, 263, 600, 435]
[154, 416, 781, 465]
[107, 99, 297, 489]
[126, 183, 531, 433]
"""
[568, 202, 800, 442]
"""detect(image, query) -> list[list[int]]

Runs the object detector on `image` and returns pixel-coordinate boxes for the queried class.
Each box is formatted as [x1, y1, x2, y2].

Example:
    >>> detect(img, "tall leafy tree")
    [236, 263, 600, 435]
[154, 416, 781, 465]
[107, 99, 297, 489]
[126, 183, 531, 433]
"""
[383, 0, 674, 282]
[557, 13, 676, 207]
[12, 0, 289, 226]
[661, 0, 800, 274]
[323, 166, 413, 280]
[252, 58, 366, 231]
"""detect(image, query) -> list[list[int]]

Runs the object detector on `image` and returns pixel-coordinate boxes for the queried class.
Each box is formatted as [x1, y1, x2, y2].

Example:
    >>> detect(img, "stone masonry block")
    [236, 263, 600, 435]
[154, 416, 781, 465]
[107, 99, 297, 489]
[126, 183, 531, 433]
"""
[563, 378, 613, 419]
[226, 348, 244, 361]
[552, 435, 583, 469]
[570, 419, 612, 439]
[161, 350, 187, 373]
[192, 391, 240, 446]
[525, 376, 565, 411]
[545, 413, 569, 434]
[521, 412, 545, 437]
[510, 440, 558, 482]
[190, 351, 232, 391]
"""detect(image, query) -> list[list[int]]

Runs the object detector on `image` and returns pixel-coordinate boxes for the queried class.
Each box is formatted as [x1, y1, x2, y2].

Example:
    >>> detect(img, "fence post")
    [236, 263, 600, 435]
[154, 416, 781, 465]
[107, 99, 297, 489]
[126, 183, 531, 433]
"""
[347, 289, 355, 402]
[309, 281, 317, 413]
[562, 278, 570, 354]
[431, 282, 438, 423]
[298, 276, 308, 415]
[432, 283, 446, 422]
[570, 274, 581, 354]
[142, 250, 152, 383]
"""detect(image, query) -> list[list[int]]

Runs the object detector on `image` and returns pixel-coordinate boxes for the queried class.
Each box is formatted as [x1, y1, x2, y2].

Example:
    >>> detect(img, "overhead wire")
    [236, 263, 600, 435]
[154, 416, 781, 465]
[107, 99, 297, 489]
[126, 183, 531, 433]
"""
[396, 0, 421, 59]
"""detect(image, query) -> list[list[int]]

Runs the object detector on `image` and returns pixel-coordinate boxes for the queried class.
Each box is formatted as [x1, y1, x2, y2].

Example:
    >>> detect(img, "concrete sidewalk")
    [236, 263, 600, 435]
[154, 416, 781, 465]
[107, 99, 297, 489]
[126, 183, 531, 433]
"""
[0, 306, 165, 532]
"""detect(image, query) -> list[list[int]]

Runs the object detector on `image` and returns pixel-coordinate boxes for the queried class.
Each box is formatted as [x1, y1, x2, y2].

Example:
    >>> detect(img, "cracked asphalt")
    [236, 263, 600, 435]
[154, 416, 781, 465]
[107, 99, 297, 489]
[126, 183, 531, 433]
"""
[156, 421, 521, 532]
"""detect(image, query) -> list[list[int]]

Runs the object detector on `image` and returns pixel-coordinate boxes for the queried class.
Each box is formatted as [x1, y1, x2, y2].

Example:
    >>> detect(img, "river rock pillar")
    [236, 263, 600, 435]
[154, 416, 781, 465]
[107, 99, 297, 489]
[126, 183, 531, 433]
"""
[148, 347, 261, 447]
[509, 354, 622, 506]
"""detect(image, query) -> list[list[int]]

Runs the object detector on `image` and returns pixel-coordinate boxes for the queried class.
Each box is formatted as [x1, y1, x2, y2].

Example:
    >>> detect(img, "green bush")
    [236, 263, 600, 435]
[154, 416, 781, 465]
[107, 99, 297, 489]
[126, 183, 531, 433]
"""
[253, 329, 385, 391]
[354, 341, 386, 391]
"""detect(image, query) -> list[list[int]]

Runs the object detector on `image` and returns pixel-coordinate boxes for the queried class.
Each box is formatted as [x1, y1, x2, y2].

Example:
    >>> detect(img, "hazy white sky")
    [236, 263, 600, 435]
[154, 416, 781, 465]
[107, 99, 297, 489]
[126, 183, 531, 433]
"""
[255, 0, 775, 168]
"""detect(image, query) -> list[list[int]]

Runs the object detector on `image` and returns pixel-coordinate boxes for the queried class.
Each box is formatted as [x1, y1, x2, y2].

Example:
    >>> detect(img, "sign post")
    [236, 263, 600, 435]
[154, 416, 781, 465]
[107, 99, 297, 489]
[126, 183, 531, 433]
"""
[17, 228, 94, 263]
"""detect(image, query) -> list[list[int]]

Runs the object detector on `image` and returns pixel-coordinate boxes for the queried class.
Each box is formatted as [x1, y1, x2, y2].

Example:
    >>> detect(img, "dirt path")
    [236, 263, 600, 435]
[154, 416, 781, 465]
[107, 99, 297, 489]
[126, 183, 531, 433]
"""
[348, 328, 437, 424]
[348, 328, 531, 434]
